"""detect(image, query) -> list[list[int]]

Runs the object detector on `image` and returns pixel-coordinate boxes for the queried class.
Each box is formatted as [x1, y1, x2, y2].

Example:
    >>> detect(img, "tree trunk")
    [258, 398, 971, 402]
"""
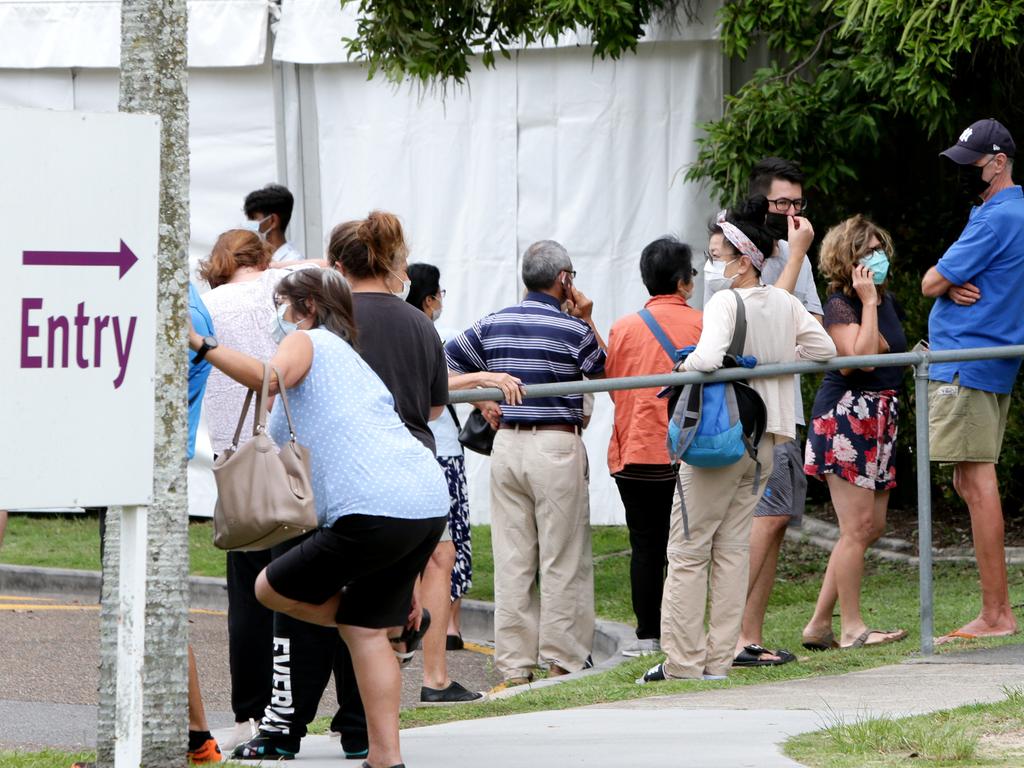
[97, 1, 191, 765]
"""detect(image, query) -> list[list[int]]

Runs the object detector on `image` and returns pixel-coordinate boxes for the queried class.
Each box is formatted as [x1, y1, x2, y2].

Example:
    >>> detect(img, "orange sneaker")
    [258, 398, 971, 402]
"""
[187, 736, 223, 764]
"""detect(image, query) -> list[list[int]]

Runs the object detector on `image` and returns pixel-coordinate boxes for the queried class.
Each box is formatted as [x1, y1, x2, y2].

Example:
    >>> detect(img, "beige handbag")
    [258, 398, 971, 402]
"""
[212, 364, 318, 551]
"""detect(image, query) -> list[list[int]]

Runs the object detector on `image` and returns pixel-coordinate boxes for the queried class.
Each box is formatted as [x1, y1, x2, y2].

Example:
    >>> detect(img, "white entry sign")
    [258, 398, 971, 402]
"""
[0, 108, 159, 508]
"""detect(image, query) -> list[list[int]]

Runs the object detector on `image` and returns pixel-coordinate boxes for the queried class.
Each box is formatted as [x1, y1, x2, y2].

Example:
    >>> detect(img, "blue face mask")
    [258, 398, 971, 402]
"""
[859, 249, 890, 285]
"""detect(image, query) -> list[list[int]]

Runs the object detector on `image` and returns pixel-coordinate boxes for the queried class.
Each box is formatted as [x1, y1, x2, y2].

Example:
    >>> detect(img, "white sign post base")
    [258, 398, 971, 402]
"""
[114, 505, 147, 767]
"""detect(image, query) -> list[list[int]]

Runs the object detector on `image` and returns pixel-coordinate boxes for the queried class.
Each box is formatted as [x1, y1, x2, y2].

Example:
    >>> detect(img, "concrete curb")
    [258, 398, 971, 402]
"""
[1, 565, 638, 689]
[789, 513, 1024, 565]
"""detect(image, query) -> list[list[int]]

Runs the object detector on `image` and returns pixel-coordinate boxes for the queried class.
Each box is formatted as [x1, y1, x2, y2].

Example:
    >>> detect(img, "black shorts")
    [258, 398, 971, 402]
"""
[264, 514, 446, 628]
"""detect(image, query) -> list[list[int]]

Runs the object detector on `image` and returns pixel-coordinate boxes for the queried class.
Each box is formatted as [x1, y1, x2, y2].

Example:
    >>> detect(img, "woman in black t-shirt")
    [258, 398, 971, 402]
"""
[801, 215, 910, 651]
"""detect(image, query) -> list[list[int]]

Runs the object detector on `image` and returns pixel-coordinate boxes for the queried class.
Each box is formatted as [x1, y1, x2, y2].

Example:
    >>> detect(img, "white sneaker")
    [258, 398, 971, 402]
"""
[622, 638, 661, 657]
[220, 718, 259, 753]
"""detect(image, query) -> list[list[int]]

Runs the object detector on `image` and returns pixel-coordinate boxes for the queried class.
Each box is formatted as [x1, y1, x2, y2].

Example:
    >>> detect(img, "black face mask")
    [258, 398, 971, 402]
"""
[957, 162, 992, 205]
[764, 212, 789, 241]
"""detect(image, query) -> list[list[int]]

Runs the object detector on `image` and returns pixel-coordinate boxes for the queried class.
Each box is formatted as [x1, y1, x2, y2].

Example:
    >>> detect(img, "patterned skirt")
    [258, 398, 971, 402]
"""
[804, 389, 899, 492]
[437, 455, 473, 600]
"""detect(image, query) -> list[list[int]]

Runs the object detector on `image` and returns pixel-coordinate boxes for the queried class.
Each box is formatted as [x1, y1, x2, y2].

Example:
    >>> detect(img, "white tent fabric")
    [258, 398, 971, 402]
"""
[310, 40, 722, 523]
[0, 0, 268, 68]
[0, 4, 723, 523]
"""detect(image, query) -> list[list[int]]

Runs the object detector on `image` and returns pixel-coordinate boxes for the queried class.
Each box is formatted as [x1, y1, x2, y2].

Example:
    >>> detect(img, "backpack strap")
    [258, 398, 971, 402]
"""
[726, 289, 747, 358]
[638, 309, 678, 363]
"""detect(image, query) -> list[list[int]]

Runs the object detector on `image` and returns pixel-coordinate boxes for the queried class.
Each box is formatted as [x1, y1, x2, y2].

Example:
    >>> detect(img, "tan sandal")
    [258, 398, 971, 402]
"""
[841, 628, 908, 649]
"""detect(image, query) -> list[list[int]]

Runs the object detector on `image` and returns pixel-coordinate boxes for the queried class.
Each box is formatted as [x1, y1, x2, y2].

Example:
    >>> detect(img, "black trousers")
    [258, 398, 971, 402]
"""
[226, 549, 275, 721]
[258, 533, 367, 751]
[614, 476, 676, 640]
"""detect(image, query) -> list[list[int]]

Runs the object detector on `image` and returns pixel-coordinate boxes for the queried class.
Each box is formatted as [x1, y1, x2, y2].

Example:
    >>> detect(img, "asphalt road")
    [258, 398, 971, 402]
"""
[0, 589, 502, 751]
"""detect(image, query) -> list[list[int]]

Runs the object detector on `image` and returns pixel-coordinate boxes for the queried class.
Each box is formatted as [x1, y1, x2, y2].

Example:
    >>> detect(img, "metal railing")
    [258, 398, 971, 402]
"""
[450, 344, 1024, 655]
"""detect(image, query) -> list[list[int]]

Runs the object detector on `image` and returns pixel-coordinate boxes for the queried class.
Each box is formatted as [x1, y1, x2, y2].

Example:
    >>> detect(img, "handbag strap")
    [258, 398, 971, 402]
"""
[446, 403, 462, 431]
[270, 365, 299, 441]
[637, 309, 678, 363]
[230, 388, 256, 450]
[726, 289, 748, 358]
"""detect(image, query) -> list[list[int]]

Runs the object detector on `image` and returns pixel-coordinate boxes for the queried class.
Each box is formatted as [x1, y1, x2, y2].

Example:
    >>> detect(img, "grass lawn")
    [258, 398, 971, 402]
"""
[5, 514, 1024, 734]
[785, 689, 1024, 767]
[0, 749, 94, 767]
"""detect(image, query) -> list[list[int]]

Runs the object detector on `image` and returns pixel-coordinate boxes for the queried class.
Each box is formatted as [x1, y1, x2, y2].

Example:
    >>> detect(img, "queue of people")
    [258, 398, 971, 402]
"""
[171, 116, 1022, 766]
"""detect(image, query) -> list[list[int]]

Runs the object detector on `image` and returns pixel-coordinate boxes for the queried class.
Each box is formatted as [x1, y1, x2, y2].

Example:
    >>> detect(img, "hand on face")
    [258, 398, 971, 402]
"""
[787, 215, 814, 255]
[566, 285, 593, 320]
[851, 264, 878, 305]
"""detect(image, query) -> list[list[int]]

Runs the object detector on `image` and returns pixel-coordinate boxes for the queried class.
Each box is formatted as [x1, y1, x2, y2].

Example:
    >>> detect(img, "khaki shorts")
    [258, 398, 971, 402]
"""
[928, 378, 1011, 463]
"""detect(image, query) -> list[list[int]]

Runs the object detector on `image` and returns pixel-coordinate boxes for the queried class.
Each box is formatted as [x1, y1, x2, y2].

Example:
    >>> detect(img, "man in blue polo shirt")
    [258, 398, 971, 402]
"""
[922, 117, 1023, 643]
[446, 240, 606, 686]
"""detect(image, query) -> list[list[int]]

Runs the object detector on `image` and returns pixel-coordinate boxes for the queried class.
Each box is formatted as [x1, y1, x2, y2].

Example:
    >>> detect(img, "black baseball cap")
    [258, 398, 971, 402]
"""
[941, 118, 1016, 164]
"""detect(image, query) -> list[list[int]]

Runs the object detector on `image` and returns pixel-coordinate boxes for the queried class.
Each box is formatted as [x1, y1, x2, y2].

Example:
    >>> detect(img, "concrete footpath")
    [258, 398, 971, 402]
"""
[214, 644, 1024, 768]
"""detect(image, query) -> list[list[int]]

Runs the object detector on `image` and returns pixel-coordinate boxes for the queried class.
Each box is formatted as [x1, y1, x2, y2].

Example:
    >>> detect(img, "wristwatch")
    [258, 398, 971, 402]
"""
[194, 335, 219, 362]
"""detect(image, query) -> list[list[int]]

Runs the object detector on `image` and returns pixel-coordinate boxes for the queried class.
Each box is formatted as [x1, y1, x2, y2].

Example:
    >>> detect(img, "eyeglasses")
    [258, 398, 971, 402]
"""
[704, 250, 738, 263]
[767, 197, 809, 214]
[434, 289, 446, 299]
[563, 269, 577, 279]
[689, 267, 699, 278]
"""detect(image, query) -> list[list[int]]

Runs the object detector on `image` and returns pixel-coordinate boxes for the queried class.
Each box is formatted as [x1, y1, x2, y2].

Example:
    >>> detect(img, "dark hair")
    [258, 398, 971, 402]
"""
[639, 236, 694, 296]
[747, 157, 805, 197]
[406, 263, 441, 311]
[275, 269, 358, 347]
[198, 229, 272, 289]
[715, 195, 775, 273]
[327, 211, 409, 280]
[244, 184, 295, 232]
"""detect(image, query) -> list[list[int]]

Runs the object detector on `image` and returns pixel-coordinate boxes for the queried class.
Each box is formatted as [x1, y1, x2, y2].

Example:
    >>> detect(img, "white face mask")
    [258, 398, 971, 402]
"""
[431, 306, 443, 322]
[388, 269, 411, 301]
[702, 258, 738, 301]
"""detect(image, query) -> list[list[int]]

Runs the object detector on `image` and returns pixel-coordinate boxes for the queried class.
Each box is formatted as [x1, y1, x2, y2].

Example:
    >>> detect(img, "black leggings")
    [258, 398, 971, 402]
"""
[614, 477, 676, 640]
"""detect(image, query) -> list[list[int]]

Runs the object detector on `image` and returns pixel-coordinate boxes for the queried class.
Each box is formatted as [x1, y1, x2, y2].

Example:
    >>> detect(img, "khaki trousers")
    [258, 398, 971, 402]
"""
[490, 427, 595, 679]
[660, 438, 776, 678]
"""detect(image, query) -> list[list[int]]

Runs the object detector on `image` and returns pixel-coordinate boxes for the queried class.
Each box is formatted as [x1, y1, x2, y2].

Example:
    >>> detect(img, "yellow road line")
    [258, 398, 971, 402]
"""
[0, 595, 56, 602]
[463, 640, 494, 656]
[0, 603, 226, 616]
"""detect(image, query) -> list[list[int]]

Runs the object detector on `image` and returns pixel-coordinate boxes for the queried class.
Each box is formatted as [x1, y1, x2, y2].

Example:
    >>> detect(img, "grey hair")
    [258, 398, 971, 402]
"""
[522, 240, 571, 291]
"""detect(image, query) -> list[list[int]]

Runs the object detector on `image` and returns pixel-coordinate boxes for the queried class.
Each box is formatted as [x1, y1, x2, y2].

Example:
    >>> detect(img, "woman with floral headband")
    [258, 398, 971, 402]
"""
[802, 215, 909, 651]
[640, 196, 835, 684]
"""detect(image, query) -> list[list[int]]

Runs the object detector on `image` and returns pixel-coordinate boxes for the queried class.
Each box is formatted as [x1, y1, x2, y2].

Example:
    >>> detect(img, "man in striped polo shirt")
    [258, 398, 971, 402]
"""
[446, 240, 606, 686]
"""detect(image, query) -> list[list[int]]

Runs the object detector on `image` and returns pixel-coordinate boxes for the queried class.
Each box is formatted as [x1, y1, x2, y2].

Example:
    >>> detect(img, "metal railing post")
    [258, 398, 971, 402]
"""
[915, 359, 935, 655]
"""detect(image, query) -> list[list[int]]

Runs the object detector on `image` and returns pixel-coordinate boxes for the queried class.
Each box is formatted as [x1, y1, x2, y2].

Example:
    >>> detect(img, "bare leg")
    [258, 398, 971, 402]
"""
[942, 462, 1018, 638]
[805, 477, 901, 646]
[188, 645, 209, 732]
[448, 598, 462, 637]
[0, 510, 7, 549]
[339, 624, 403, 768]
[737, 515, 789, 656]
[421, 541, 456, 689]
[255, 569, 340, 627]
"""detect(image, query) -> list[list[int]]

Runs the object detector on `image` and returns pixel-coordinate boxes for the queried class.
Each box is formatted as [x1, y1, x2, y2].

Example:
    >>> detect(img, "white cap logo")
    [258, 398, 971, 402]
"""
[960, 128, 974, 143]
[994, 144, 1001, 151]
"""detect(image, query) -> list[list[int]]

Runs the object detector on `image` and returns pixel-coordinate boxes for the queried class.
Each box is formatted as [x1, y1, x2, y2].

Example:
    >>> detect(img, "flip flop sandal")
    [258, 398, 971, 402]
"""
[389, 608, 431, 666]
[801, 629, 838, 651]
[732, 644, 797, 667]
[842, 628, 908, 649]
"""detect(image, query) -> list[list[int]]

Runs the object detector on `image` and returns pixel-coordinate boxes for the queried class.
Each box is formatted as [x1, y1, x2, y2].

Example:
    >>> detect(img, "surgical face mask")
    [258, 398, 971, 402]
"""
[241, 216, 270, 242]
[957, 159, 994, 205]
[859, 249, 890, 285]
[431, 306, 443, 322]
[389, 270, 411, 301]
[764, 212, 790, 242]
[703, 257, 738, 300]
[270, 304, 300, 344]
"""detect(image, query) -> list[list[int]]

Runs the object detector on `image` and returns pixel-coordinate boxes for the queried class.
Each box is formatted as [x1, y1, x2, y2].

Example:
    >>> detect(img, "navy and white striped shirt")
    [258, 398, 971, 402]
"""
[445, 292, 606, 425]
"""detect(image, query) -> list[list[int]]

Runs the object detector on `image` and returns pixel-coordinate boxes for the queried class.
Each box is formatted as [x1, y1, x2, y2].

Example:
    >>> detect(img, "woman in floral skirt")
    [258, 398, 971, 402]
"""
[802, 215, 909, 650]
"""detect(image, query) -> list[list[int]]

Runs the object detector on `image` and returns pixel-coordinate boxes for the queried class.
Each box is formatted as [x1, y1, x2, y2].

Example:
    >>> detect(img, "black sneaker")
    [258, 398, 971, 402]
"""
[636, 662, 667, 685]
[231, 732, 300, 760]
[419, 680, 485, 705]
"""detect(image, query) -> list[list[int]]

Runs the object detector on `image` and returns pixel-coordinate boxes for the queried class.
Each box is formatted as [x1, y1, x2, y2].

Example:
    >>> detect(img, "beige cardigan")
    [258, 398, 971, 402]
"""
[682, 286, 836, 440]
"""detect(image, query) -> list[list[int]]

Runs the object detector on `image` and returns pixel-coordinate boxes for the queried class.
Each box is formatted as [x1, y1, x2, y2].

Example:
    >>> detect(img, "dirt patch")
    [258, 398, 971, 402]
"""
[977, 729, 1024, 762]
[806, 502, 1024, 549]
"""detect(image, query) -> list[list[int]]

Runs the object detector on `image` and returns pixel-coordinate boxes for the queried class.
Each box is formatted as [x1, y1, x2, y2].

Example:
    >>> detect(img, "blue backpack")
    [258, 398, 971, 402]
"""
[641, 291, 767, 538]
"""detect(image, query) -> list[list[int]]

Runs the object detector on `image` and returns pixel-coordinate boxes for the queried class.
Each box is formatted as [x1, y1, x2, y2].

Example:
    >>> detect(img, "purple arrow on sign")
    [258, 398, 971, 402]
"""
[22, 240, 139, 279]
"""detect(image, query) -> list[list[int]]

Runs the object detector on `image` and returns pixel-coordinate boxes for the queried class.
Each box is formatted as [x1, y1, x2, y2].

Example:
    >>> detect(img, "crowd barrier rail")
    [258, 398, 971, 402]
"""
[450, 343, 1024, 655]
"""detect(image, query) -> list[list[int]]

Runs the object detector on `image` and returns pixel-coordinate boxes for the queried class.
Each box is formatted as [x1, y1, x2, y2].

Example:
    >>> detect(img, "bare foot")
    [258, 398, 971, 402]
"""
[936, 614, 1018, 645]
